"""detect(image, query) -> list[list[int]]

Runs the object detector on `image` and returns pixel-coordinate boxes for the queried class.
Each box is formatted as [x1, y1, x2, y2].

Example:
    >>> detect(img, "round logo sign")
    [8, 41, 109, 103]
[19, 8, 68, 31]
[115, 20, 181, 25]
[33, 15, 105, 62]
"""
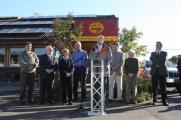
[89, 22, 104, 34]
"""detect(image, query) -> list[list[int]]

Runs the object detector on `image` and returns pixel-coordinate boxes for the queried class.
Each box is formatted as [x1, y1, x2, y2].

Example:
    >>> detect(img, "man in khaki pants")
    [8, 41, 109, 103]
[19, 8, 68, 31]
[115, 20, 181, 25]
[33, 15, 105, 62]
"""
[109, 42, 123, 102]
[124, 50, 138, 104]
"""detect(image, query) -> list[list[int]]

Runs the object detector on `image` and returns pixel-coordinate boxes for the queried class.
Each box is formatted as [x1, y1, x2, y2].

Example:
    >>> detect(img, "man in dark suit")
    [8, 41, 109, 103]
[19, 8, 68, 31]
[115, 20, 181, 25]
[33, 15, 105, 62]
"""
[150, 41, 169, 106]
[176, 56, 181, 95]
[89, 35, 112, 106]
[39, 45, 56, 105]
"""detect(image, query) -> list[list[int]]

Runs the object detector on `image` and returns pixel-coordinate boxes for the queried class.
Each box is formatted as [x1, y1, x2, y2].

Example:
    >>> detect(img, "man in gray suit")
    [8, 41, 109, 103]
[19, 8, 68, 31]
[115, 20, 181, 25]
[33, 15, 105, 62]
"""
[109, 42, 123, 101]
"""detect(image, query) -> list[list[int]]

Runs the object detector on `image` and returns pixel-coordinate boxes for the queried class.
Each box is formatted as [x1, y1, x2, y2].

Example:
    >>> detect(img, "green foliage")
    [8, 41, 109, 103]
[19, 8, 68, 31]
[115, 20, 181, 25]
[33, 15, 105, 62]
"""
[51, 14, 83, 101]
[119, 26, 147, 57]
[169, 55, 178, 64]
[52, 72, 62, 101]
[52, 14, 83, 50]
[137, 76, 152, 103]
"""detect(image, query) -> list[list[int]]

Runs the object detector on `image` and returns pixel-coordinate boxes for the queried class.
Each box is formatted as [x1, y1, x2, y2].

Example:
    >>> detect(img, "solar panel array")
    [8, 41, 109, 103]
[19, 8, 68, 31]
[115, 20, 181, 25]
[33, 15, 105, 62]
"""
[0, 28, 53, 33]
[0, 21, 53, 25]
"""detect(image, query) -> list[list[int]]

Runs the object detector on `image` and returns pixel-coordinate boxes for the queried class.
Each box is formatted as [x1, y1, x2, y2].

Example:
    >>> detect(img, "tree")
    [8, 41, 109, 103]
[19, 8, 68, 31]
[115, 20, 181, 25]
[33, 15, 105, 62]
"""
[169, 56, 178, 64]
[119, 26, 147, 57]
[50, 14, 83, 51]
[49, 14, 83, 101]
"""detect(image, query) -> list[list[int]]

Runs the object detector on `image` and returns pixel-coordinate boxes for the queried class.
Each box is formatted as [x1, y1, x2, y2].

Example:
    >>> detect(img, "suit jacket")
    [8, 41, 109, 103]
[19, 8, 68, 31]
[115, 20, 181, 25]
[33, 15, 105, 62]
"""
[89, 44, 112, 77]
[110, 50, 123, 75]
[177, 57, 181, 73]
[150, 51, 168, 76]
[39, 54, 56, 79]
[58, 57, 74, 76]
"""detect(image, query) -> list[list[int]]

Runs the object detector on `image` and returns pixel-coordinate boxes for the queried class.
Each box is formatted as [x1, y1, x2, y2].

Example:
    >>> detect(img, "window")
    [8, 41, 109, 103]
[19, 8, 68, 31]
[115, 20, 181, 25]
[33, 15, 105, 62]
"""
[0, 48, 5, 67]
[10, 48, 24, 67]
[34, 48, 46, 58]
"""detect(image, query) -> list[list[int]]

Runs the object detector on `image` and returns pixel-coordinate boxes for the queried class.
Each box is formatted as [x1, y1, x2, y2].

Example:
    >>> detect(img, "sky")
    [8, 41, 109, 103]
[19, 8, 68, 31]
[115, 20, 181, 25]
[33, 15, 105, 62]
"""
[1, 0, 181, 59]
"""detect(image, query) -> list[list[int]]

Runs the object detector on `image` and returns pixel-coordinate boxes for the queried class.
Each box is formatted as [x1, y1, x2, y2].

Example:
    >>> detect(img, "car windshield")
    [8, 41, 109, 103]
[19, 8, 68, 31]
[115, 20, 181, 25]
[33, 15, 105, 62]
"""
[145, 60, 176, 68]
[145, 61, 152, 68]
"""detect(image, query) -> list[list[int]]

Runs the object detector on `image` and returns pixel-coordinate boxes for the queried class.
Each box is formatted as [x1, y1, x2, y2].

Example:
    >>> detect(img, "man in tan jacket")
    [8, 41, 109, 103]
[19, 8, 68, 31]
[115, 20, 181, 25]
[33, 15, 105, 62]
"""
[19, 42, 39, 104]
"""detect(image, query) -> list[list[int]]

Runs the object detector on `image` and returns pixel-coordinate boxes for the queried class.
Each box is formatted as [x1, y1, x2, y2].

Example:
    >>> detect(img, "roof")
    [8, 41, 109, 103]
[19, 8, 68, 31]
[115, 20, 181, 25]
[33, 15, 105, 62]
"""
[0, 15, 119, 42]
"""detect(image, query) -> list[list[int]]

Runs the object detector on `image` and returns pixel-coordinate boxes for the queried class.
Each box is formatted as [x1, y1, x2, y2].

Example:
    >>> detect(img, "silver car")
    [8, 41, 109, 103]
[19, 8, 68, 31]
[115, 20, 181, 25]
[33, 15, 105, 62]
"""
[145, 60, 180, 92]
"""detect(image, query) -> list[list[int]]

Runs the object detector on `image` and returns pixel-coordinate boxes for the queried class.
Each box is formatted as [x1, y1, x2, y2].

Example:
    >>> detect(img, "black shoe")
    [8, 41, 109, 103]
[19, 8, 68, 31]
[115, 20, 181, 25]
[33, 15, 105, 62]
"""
[69, 101, 72, 105]
[152, 101, 156, 105]
[73, 98, 78, 101]
[131, 101, 137, 104]
[162, 100, 169, 106]
[20, 100, 26, 105]
[152, 100, 158, 105]
[163, 101, 169, 106]
[39, 101, 44, 105]
[28, 100, 35, 104]
[48, 101, 55, 105]
[108, 99, 113, 103]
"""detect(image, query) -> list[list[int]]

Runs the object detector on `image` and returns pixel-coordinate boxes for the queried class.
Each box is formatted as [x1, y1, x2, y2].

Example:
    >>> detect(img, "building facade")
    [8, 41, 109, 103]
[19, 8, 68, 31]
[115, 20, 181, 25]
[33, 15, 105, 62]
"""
[0, 15, 119, 82]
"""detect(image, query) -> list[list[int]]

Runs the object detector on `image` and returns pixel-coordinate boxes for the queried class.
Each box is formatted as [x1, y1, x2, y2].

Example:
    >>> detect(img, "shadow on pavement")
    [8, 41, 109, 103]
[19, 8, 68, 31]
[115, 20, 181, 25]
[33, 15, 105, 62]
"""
[0, 93, 181, 119]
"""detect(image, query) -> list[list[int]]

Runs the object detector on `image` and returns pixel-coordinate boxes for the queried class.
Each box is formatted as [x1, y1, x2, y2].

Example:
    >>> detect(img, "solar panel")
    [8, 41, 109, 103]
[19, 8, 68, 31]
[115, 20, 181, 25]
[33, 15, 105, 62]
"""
[25, 15, 67, 19]
[0, 28, 14, 33]
[0, 21, 53, 25]
[0, 28, 53, 33]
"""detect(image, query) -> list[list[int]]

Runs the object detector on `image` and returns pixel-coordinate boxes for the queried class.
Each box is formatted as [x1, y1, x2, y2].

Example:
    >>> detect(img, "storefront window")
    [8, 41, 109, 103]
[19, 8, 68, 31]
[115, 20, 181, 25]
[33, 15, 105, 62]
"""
[10, 48, 24, 67]
[0, 48, 5, 67]
[34, 48, 46, 58]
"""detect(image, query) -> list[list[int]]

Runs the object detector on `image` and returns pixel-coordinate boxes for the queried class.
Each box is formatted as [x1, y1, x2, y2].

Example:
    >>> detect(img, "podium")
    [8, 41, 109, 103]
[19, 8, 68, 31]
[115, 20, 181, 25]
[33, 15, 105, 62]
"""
[88, 58, 107, 116]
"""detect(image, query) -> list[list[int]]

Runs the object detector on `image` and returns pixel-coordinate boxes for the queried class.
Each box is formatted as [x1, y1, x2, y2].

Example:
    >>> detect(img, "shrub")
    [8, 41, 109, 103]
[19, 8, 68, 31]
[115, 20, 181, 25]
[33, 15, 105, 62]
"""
[137, 76, 152, 103]
[52, 72, 62, 101]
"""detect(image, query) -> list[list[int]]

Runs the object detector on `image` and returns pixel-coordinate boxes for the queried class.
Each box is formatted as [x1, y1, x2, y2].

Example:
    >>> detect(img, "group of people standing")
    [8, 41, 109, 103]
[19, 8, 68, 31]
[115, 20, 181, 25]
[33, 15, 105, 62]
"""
[18, 35, 169, 106]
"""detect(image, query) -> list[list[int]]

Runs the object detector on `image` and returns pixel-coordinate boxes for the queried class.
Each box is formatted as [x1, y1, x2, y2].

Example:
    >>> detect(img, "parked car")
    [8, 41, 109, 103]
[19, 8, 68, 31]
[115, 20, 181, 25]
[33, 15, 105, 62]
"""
[144, 60, 181, 94]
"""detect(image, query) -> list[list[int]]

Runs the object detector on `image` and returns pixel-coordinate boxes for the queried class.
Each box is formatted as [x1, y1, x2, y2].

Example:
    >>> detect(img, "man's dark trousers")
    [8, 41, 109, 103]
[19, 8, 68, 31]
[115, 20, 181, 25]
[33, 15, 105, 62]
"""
[152, 69, 167, 103]
[73, 66, 86, 101]
[40, 72, 54, 103]
[20, 72, 35, 102]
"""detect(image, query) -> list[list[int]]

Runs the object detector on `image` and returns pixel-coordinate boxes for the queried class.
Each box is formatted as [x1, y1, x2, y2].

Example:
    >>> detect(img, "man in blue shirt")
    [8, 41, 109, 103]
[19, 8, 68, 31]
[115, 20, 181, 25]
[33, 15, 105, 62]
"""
[71, 41, 88, 101]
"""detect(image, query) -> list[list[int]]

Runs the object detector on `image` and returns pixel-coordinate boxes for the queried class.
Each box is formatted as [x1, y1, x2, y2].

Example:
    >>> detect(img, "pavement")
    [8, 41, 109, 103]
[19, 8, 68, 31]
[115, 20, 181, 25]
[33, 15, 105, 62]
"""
[0, 82, 20, 95]
[0, 82, 181, 120]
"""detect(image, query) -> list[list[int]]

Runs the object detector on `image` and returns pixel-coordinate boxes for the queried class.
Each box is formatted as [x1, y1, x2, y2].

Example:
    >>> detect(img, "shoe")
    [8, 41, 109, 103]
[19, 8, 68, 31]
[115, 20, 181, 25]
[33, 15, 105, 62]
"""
[73, 98, 78, 102]
[28, 100, 35, 104]
[116, 99, 123, 103]
[163, 101, 169, 106]
[20, 100, 26, 105]
[162, 100, 169, 106]
[131, 101, 137, 104]
[163, 102, 169, 106]
[39, 102, 44, 105]
[62, 103, 66, 105]
[108, 99, 113, 103]
[152, 100, 158, 105]
[69, 101, 72, 105]
[48, 101, 55, 105]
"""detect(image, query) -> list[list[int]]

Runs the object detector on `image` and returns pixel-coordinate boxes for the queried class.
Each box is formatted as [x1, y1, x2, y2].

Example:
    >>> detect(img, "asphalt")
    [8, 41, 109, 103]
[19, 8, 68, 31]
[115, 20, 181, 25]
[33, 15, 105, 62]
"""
[0, 82, 181, 120]
[0, 82, 20, 95]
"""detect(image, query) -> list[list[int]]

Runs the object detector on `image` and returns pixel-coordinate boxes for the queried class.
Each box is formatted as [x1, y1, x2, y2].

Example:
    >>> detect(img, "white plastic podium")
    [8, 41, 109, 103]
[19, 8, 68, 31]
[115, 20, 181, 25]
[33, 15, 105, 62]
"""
[88, 58, 107, 116]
